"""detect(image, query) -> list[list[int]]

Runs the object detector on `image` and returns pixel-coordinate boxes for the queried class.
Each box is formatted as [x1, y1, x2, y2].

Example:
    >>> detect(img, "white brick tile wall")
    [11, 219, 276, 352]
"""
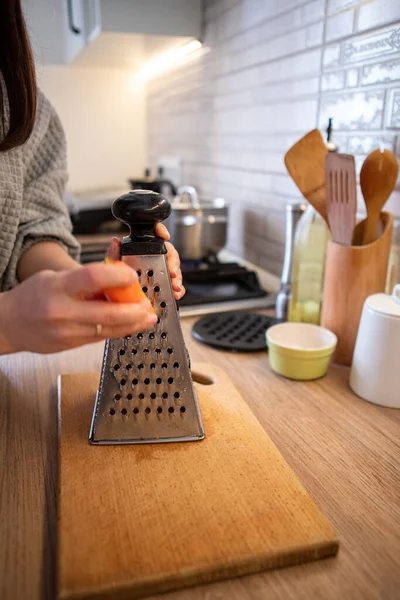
[325, 9, 355, 42]
[147, 0, 400, 275]
[357, 0, 400, 32]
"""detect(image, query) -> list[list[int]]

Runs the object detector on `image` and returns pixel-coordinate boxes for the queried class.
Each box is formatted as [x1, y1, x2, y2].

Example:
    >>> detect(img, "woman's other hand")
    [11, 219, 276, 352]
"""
[106, 223, 185, 301]
[0, 263, 157, 354]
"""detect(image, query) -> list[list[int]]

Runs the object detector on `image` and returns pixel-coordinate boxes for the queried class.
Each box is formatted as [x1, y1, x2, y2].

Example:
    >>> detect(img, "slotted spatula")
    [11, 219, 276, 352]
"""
[325, 153, 357, 245]
[360, 149, 399, 245]
[284, 129, 328, 224]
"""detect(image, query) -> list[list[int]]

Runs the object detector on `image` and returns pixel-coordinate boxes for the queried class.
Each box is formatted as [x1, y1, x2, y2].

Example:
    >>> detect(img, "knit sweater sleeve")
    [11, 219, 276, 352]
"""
[3, 94, 80, 289]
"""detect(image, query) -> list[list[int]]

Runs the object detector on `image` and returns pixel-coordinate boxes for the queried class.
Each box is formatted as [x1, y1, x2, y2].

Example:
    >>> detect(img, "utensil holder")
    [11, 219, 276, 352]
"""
[321, 212, 393, 366]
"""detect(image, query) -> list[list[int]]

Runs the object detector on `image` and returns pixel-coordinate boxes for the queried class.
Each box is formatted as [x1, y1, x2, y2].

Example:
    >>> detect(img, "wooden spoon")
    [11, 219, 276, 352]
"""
[360, 149, 399, 244]
[284, 129, 328, 224]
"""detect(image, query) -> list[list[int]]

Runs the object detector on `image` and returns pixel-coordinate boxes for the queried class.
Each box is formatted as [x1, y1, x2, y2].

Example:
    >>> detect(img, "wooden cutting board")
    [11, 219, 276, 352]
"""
[58, 364, 339, 600]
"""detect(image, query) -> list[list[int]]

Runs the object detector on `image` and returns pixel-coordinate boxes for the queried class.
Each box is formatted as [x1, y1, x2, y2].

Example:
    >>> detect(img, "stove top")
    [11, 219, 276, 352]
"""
[179, 261, 272, 316]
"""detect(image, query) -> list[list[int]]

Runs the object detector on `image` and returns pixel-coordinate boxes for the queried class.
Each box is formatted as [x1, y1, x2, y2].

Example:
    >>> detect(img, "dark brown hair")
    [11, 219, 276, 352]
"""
[0, 0, 37, 152]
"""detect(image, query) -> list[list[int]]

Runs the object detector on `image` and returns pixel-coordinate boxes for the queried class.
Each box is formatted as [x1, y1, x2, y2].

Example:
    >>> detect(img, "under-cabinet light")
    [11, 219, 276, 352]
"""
[136, 39, 203, 81]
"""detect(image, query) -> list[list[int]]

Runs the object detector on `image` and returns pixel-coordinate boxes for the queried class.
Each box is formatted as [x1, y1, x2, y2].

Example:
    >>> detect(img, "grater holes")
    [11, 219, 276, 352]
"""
[137, 270, 142, 278]
[161, 332, 167, 339]
[157, 406, 163, 414]
[114, 394, 121, 401]
[145, 407, 151, 414]
[127, 393, 133, 400]
[133, 407, 139, 414]
[139, 393, 145, 400]
[120, 379, 127, 386]
[150, 363, 156, 369]
[168, 407, 175, 414]
[149, 332, 155, 340]
[180, 406, 186, 413]
[125, 335, 131, 340]
[144, 378, 151, 385]
[142, 286, 148, 293]
[162, 392, 168, 399]
[155, 348, 162, 354]
[150, 393, 156, 400]
[119, 349, 125, 356]
[131, 349, 138, 356]
[162, 362, 168, 369]
[160, 301, 167, 309]
[113, 364, 120, 371]
[137, 333, 143, 340]
[167, 347, 173, 354]
[154, 285, 160, 293]
[138, 363, 144, 370]
[168, 377, 174, 384]
[174, 392, 180, 399]
[143, 348, 150, 354]
[173, 362, 180, 369]
[147, 269, 154, 278]
[126, 364, 132, 370]
[156, 378, 162, 385]
[132, 378, 138, 386]
[109, 408, 116, 416]
[157, 317, 161, 324]
[121, 408, 127, 416]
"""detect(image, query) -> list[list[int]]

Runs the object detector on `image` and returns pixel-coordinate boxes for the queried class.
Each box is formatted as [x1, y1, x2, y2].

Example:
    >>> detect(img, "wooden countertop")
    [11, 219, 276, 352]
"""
[1, 315, 399, 600]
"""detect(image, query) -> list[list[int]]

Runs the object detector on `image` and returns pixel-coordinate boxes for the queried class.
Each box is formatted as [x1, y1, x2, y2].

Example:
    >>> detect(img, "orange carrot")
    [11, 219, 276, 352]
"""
[103, 258, 154, 312]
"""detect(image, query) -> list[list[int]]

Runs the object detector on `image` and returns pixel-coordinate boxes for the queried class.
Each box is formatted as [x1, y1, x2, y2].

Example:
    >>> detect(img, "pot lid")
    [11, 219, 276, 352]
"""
[366, 285, 400, 318]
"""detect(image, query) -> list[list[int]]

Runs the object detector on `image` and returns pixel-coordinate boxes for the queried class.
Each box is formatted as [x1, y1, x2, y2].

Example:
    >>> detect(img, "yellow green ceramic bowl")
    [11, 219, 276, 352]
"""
[266, 322, 337, 381]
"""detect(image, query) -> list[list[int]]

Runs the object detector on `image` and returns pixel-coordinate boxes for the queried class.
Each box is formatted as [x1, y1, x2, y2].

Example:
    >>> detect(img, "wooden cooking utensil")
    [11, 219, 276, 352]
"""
[325, 153, 357, 245]
[284, 129, 328, 224]
[360, 149, 399, 245]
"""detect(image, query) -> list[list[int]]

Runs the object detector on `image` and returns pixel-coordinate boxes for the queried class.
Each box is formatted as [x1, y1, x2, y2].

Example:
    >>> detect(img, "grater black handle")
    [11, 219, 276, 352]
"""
[112, 190, 172, 255]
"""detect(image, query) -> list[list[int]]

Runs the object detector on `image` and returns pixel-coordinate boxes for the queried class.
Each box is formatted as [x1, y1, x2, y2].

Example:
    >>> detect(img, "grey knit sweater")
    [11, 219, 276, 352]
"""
[0, 89, 80, 291]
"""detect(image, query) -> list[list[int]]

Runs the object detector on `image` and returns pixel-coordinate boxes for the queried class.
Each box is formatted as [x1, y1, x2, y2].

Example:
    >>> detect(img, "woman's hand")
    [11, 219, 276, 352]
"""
[0, 263, 157, 355]
[106, 223, 185, 301]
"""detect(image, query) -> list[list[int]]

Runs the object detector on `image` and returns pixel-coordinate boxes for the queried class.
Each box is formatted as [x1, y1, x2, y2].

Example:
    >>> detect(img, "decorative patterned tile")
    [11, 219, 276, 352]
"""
[321, 71, 346, 91]
[362, 59, 400, 86]
[347, 134, 396, 154]
[346, 68, 359, 87]
[319, 91, 385, 130]
[388, 89, 400, 128]
[342, 26, 400, 64]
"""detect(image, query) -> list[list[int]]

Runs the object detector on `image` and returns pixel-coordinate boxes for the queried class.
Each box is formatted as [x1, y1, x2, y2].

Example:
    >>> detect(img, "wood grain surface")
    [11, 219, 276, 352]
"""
[1, 314, 400, 600]
[58, 366, 338, 600]
[321, 212, 393, 366]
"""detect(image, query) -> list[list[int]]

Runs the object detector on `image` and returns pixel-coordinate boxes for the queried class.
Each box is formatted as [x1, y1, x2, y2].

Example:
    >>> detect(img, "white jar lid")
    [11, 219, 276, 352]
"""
[366, 285, 400, 317]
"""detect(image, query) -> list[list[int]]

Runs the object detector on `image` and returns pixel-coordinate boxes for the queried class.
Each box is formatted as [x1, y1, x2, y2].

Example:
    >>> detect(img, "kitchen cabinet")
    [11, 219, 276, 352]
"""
[23, 0, 101, 65]
[23, 0, 202, 66]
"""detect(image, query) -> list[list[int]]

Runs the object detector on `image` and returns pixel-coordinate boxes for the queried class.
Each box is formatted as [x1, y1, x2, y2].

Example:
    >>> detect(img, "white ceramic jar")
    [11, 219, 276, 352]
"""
[350, 285, 400, 408]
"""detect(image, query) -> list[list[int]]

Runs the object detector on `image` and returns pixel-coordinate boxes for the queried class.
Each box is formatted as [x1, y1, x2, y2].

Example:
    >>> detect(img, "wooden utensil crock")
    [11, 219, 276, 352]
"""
[321, 212, 393, 366]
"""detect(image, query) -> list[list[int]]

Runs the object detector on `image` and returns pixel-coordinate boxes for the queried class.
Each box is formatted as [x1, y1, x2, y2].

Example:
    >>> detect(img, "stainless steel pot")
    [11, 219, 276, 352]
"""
[165, 186, 228, 260]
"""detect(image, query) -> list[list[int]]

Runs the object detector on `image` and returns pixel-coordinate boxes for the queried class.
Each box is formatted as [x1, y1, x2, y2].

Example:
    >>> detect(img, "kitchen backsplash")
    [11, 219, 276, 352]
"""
[147, 0, 400, 275]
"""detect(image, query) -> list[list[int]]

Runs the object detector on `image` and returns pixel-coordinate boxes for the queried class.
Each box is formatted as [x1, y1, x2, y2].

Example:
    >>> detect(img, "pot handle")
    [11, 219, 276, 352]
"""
[176, 186, 201, 210]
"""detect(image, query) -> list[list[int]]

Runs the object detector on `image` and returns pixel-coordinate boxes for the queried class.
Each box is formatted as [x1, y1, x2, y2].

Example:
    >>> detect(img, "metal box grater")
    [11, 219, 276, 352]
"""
[89, 191, 205, 445]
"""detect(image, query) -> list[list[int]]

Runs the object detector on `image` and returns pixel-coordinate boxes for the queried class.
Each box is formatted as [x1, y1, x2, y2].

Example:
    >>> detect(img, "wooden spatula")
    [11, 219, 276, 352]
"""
[284, 129, 328, 224]
[360, 149, 399, 245]
[325, 153, 357, 245]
